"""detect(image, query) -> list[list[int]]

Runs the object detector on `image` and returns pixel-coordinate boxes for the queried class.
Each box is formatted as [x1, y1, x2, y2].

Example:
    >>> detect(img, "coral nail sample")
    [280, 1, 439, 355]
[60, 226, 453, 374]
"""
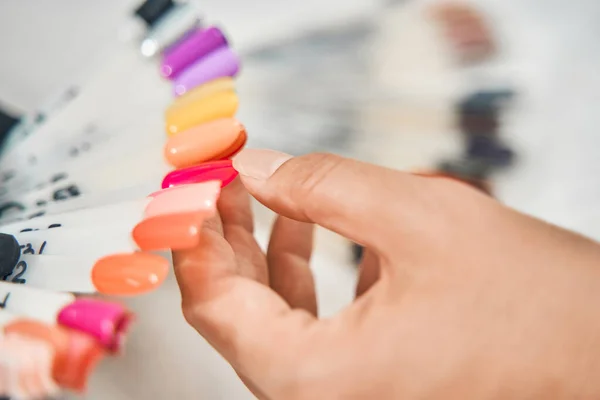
[133, 212, 205, 251]
[91, 253, 169, 296]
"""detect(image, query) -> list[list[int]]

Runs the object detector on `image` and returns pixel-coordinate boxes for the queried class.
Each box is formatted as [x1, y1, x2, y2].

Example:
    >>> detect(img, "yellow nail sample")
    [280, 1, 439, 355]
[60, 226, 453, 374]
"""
[168, 77, 235, 113]
[165, 89, 239, 136]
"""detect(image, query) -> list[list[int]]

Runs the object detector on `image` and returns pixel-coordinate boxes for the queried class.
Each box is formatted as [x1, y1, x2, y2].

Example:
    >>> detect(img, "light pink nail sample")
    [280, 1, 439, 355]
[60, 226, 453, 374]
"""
[144, 181, 221, 218]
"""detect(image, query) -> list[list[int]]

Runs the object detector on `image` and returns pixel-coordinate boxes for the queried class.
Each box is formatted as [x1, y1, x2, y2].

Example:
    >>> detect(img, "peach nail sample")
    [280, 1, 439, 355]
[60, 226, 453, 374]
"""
[0, 334, 58, 399]
[164, 118, 247, 168]
[91, 253, 169, 296]
[4, 320, 104, 392]
[133, 212, 205, 251]
[165, 90, 238, 136]
[146, 181, 220, 218]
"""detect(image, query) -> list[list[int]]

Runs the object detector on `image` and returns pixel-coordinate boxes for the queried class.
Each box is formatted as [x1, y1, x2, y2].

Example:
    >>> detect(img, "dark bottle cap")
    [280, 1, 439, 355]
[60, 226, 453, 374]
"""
[458, 90, 515, 115]
[134, 0, 175, 27]
[0, 233, 20, 280]
[466, 136, 515, 168]
[0, 107, 20, 150]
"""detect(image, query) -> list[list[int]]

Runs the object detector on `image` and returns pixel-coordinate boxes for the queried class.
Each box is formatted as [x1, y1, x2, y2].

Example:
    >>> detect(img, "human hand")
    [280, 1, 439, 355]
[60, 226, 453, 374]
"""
[173, 149, 600, 399]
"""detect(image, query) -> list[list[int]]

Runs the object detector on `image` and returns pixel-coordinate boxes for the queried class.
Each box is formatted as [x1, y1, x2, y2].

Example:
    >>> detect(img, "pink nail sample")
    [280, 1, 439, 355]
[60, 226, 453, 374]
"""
[57, 299, 133, 353]
[161, 160, 238, 189]
[161, 26, 228, 79]
[145, 181, 221, 218]
[173, 47, 240, 96]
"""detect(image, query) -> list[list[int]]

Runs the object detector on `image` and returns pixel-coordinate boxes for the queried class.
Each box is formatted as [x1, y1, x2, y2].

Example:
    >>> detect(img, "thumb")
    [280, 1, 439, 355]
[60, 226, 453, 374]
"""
[232, 149, 433, 254]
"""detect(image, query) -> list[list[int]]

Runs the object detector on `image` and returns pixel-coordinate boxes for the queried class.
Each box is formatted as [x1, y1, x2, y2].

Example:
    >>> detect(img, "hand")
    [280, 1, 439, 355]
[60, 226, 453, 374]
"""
[173, 149, 600, 399]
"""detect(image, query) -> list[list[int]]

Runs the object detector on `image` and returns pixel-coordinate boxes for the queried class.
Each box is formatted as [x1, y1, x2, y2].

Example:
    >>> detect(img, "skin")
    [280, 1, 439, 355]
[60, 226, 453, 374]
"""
[173, 151, 600, 399]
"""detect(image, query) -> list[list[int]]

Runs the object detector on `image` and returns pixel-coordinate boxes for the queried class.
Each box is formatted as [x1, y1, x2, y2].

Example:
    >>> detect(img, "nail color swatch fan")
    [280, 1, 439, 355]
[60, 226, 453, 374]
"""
[0, 0, 246, 397]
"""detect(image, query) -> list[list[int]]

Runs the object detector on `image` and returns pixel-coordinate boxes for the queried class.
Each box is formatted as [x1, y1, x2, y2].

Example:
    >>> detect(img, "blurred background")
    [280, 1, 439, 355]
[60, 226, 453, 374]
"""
[1, 0, 600, 398]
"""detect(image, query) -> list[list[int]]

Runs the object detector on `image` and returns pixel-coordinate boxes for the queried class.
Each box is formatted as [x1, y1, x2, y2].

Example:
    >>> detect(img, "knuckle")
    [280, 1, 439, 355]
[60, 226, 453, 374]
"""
[287, 153, 346, 216]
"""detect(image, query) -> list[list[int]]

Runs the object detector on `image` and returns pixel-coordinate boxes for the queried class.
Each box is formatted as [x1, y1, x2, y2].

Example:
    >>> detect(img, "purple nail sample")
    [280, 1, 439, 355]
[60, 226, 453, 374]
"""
[173, 46, 240, 96]
[161, 26, 228, 79]
[162, 27, 204, 58]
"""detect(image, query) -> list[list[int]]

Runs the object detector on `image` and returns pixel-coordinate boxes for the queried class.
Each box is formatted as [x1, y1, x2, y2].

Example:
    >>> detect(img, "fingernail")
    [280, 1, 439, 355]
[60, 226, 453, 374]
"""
[232, 149, 292, 181]
[164, 118, 247, 168]
[166, 90, 238, 136]
[161, 26, 228, 79]
[133, 212, 205, 251]
[57, 299, 133, 353]
[161, 160, 238, 189]
[145, 181, 220, 218]
[91, 253, 169, 296]
[173, 47, 240, 96]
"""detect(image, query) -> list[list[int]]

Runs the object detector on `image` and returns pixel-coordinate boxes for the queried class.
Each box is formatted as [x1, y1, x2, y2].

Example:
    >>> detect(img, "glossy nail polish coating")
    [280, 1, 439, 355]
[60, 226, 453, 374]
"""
[173, 47, 240, 96]
[161, 160, 238, 189]
[57, 299, 133, 353]
[91, 253, 169, 296]
[146, 181, 220, 218]
[166, 90, 238, 136]
[164, 118, 246, 168]
[133, 212, 205, 251]
[161, 26, 228, 79]
[4, 320, 104, 392]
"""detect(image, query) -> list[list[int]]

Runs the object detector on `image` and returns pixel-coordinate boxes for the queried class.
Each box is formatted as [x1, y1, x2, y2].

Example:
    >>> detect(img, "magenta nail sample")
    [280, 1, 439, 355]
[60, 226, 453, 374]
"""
[57, 299, 133, 353]
[161, 26, 228, 79]
[161, 160, 238, 189]
[162, 27, 204, 58]
[173, 46, 240, 96]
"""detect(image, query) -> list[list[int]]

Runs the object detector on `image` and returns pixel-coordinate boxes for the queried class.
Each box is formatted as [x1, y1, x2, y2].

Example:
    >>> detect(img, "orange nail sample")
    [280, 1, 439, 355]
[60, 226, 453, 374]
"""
[133, 212, 205, 251]
[91, 253, 169, 296]
[164, 118, 247, 168]
[165, 90, 238, 136]
[4, 320, 104, 392]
